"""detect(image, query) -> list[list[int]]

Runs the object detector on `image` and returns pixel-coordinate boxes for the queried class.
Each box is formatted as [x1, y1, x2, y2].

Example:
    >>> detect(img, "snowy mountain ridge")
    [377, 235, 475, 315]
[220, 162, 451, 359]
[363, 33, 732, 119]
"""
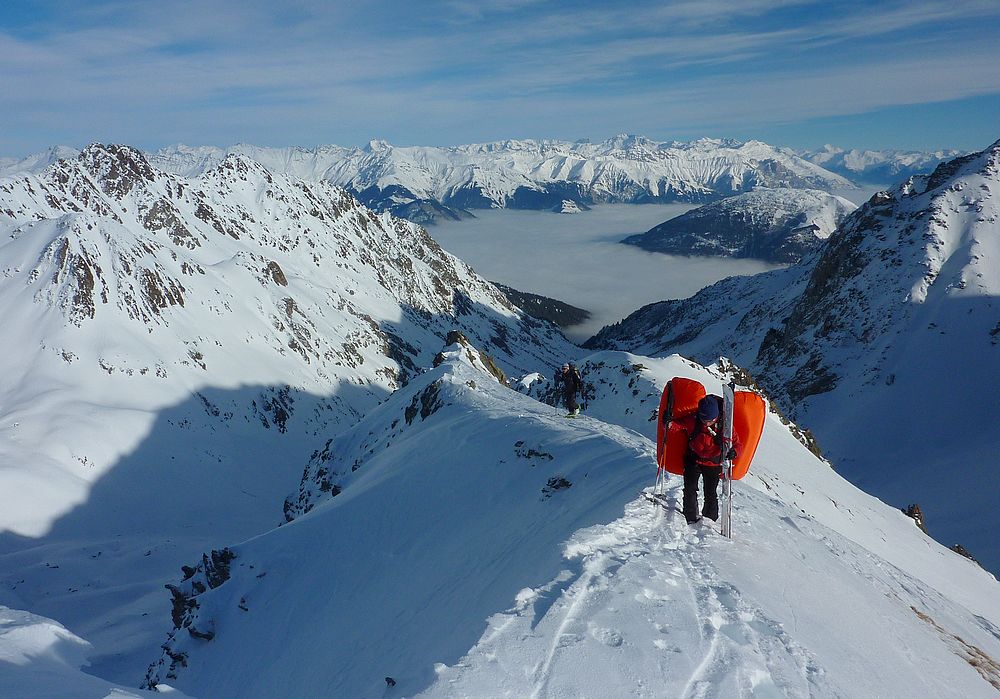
[588, 139, 1000, 572]
[0, 143, 571, 531]
[0, 144, 574, 687]
[622, 187, 857, 263]
[139, 345, 1000, 698]
[0, 145, 80, 180]
[150, 136, 855, 219]
[796, 144, 965, 183]
[3, 137, 858, 224]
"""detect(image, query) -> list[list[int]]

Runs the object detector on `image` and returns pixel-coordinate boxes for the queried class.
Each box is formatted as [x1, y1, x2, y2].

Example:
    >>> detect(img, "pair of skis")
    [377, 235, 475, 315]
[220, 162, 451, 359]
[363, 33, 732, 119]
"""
[651, 381, 736, 539]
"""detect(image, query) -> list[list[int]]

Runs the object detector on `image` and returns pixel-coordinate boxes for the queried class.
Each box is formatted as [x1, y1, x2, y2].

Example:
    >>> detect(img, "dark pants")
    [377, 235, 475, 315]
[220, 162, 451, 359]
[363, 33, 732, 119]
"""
[563, 390, 578, 412]
[683, 460, 722, 522]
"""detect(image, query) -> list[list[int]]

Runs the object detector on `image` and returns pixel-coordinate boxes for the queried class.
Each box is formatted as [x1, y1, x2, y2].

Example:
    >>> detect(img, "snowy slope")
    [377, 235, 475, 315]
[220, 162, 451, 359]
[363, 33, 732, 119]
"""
[622, 188, 857, 263]
[0, 146, 79, 179]
[0, 145, 575, 683]
[797, 144, 964, 184]
[0, 605, 191, 698]
[588, 141, 1000, 573]
[142, 344, 1000, 698]
[144, 136, 855, 222]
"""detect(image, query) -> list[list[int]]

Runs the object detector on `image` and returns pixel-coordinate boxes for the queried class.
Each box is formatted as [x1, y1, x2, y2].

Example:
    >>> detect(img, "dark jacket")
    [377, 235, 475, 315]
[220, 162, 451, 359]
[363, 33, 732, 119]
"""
[555, 367, 582, 395]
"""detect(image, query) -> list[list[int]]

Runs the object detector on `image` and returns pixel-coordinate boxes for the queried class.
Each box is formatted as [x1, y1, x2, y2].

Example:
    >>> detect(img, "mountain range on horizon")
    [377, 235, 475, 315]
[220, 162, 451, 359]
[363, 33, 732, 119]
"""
[797, 143, 966, 183]
[0, 139, 998, 698]
[0, 136, 960, 226]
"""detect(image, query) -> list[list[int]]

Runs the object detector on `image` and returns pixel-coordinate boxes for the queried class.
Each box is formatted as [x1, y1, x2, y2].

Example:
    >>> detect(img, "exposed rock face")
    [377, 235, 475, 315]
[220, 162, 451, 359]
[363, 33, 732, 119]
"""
[491, 282, 591, 329]
[142, 548, 237, 688]
[622, 188, 856, 263]
[903, 504, 928, 535]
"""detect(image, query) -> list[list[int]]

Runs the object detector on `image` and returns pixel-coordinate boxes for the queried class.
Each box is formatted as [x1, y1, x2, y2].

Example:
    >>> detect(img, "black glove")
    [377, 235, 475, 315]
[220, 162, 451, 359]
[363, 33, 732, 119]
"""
[726, 447, 737, 460]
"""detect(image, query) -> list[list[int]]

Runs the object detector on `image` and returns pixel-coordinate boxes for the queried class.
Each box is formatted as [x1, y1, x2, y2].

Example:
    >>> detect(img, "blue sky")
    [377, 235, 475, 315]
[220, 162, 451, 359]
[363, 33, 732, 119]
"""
[1, 0, 998, 157]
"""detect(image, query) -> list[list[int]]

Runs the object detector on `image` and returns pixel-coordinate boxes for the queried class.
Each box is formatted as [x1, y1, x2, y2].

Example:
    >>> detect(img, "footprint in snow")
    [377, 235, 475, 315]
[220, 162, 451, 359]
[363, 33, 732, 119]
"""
[589, 623, 624, 647]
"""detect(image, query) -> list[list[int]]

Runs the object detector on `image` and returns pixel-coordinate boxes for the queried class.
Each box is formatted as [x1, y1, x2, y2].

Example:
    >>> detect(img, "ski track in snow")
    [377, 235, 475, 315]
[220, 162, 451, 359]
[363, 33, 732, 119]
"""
[425, 485, 829, 699]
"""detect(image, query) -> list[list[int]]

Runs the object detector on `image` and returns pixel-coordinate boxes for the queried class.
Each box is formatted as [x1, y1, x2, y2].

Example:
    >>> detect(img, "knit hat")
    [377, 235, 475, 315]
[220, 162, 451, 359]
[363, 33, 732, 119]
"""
[698, 395, 720, 421]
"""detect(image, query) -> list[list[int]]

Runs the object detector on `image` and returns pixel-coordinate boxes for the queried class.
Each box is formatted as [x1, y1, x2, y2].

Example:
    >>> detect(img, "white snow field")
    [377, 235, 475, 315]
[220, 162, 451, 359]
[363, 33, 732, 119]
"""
[0, 605, 191, 698]
[142, 346, 1000, 698]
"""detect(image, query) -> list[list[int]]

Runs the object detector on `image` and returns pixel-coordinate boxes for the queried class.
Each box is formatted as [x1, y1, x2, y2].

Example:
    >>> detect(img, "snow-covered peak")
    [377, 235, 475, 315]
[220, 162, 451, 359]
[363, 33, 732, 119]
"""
[76, 142, 158, 197]
[0, 145, 80, 178]
[0, 146, 577, 681]
[0, 142, 574, 522]
[623, 187, 857, 262]
[4, 142, 1000, 696]
[602, 133, 654, 150]
[797, 143, 967, 183]
[433, 330, 509, 385]
[364, 138, 393, 153]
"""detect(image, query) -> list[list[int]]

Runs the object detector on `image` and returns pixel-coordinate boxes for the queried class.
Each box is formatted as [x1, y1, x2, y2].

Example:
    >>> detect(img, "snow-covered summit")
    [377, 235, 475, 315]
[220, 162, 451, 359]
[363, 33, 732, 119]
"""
[588, 139, 1000, 572]
[623, 188, 857, 263]
[796, 143, 965, 183]
[3, 141, 998, 697]
[0, 145, 79, 179]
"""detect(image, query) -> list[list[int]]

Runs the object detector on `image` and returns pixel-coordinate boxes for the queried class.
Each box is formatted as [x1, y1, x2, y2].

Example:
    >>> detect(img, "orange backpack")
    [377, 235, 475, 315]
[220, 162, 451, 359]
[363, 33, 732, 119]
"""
[655, 377, 765, 479]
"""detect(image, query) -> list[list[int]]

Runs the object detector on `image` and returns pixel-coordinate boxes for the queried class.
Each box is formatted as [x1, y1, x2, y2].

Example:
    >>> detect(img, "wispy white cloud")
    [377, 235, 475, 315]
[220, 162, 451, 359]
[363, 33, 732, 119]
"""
[0, 0, 998, 154]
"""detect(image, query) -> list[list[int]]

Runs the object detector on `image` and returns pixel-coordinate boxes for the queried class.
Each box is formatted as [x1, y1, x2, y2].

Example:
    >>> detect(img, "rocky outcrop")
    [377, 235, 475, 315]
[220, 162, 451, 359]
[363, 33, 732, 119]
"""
[143, 548, 237, 689]
[490, 282, 591, 329]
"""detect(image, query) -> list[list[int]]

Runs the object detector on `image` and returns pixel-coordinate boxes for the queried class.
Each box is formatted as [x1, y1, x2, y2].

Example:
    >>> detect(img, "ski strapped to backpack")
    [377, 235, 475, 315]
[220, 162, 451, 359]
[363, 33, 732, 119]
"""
[721, 382, 735, 538]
